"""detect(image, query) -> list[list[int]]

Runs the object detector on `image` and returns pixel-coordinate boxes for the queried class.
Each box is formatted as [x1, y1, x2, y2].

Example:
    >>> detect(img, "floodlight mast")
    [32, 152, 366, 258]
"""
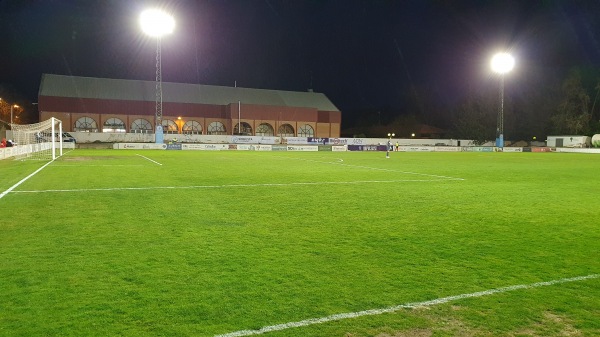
[490, 52, 514, 149]
[155, 37, 163, 140]
[140, 9, 175, 144]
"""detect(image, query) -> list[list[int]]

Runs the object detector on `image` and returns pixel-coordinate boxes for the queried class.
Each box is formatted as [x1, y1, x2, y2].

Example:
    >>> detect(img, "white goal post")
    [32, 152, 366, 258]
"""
[11, 117, 64, 160]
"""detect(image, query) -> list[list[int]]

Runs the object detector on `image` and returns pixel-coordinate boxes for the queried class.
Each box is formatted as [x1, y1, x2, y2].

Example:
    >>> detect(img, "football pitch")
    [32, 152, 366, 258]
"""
[1, 149, 599, 337]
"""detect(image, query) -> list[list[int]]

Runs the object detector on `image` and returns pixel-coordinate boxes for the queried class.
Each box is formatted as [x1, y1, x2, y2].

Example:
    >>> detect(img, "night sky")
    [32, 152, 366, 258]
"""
[1, 0, 600, 129]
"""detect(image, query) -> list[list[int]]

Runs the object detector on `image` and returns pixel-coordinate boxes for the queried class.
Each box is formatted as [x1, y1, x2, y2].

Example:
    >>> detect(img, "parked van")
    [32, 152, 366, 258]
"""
[60, 132, 76, 143]
[37, 132, 77, 143]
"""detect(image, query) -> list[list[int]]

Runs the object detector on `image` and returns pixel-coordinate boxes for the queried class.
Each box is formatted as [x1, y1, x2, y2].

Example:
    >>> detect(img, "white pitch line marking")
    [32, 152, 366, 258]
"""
[50, 165, 146, 167]
[136, 153, 163, 166]
[10, 179, 457, 194]
[0, 160, 55, 200]
[214, 274, 599, 337]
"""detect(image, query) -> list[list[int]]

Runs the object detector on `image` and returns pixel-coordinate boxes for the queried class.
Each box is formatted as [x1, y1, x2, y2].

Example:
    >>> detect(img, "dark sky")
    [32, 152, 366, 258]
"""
[1, 0, 600, 126]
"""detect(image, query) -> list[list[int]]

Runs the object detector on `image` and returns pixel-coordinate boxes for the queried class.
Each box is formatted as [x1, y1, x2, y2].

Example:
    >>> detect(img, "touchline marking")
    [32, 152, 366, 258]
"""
[0, 160, 55, 200]
[215, 274, 599, 337]
[136, 154, 162, 166]
[11, 179, 457, 194]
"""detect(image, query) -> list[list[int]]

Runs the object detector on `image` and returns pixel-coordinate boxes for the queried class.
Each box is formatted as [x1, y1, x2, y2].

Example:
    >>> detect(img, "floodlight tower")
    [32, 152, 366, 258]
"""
[490, 52, 514, 149]
[140, 9, 175, 144]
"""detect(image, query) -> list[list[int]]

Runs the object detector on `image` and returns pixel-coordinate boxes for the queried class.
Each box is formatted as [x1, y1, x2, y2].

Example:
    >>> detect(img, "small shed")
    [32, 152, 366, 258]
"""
[546, 135, 591, 148]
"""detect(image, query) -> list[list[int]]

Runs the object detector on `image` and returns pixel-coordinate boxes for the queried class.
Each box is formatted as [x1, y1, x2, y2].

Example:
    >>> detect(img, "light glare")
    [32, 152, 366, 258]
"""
[140, 9, 175, 37]
[491, 52, 515, 74]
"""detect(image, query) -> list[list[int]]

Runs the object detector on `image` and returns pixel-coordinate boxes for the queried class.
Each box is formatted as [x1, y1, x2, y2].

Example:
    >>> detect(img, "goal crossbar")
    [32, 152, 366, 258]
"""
[11, 117, 64, 160]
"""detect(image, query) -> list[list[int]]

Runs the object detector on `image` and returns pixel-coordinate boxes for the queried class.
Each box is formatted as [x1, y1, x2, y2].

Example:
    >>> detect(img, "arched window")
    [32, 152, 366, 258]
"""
[207, 121, 226, 135]
[182, 120, 202, 135]
[278, 123, 295, 137]
[103, 118, 126, 133]
[298, 124, 314, 137]
[131, 119, 152, 133]
[74, 117, 98, 132]
[234, 122, 253, 135]
[162, 119, 178, 134]
[256, 123, 274, 136]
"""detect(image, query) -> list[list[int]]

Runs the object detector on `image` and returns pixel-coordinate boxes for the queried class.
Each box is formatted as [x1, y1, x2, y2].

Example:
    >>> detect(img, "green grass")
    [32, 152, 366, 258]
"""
[1, 150, 599, 337]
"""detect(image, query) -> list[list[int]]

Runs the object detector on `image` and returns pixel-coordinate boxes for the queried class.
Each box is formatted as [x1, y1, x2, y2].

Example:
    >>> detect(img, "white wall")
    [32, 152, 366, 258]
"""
[66, 131, 499, 148]
[546, 136, 591, 148]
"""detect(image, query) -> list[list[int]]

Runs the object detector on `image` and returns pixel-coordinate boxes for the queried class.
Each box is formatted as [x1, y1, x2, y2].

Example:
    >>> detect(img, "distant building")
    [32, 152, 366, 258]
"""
[416, 124, 446, 139]
[38, 74, 341, 137]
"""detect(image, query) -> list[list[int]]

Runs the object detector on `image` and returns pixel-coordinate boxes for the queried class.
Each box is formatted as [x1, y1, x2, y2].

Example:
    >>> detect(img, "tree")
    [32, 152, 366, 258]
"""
[0, 84, 31, 124]
[451, 93, 497, 145]
[0, 99, 24, 124]
[590, 81, 600, 134]
[550, 71, 591, 135]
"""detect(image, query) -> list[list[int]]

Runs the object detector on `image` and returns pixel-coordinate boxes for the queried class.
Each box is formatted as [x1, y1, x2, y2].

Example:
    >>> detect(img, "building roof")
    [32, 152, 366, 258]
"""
[39, 74, 340, 112]
[418, 124, 445, 135]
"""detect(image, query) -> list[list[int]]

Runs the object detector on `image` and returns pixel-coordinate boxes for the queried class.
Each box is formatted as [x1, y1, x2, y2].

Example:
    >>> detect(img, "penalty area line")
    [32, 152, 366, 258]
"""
[136, 154, 163, 166]
[214, 273, 599, 337]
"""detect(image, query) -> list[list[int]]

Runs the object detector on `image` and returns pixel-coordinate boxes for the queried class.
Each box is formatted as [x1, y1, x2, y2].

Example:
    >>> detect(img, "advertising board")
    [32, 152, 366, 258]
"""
[307, 137, 328, 145]
[231, 136, 279, 144]
[114, 143, 167, 150]
[287, 145, 319, 151]
[347, 145, 381, 151]
[271, 145, 287, 151]
[182, 144, 228, 151]
[472, 147, 494, 152]
[434, 146, 460, 152]
[399, 146, 434, 152]
[284, 137, 309, 145]
[166, 144, 182, 150]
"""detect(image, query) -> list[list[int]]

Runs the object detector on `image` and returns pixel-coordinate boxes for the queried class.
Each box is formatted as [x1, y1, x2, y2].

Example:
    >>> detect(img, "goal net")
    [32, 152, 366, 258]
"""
[11, 117, 64, 160]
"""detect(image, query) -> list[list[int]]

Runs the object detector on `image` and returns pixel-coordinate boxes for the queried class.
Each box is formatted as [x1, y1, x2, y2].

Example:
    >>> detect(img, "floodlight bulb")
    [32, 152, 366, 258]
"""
[140, 9, 175, 37]
[491, 52, 515, 74]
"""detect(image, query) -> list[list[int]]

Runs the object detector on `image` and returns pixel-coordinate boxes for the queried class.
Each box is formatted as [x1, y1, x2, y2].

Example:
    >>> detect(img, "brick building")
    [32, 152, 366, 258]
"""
[38, 74, 341, 138]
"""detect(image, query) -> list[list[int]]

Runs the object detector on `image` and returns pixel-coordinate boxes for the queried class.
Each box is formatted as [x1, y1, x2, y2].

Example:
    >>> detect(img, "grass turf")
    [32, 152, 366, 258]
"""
[1, 149, 599, 336]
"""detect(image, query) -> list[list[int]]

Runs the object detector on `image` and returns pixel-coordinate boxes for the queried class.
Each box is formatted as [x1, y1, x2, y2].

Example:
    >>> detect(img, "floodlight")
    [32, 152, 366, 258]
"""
[140, 9, 175, 38]
[491, 52, 514, 74]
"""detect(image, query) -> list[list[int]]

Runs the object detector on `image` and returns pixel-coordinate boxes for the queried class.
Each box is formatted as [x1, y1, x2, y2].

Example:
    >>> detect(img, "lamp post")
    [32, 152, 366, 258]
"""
[386, 133, 395, 158]
[11, 104, 19, 124]
[491, 52, 514, 149]
[176, 116, 183, 134]
[140, 8, 175, 144]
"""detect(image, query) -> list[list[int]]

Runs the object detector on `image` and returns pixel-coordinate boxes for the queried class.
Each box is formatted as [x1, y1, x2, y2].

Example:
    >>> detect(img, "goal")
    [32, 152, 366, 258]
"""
[11, 117, 64, 160]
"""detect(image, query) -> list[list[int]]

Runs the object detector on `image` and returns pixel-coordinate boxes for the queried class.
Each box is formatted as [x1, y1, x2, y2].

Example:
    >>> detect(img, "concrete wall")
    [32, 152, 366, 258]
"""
[546, 136, 591, 147]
